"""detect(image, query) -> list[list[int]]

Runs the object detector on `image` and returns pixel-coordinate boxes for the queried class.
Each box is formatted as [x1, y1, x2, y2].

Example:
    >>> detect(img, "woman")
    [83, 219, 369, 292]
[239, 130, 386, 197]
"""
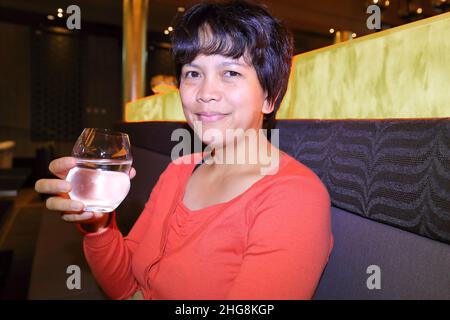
[35, 0, 333, 300]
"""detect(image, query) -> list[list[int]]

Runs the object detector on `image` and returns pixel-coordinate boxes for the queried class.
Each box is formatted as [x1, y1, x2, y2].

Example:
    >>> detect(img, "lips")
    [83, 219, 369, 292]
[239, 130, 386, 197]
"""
[195, 112, 230, 122]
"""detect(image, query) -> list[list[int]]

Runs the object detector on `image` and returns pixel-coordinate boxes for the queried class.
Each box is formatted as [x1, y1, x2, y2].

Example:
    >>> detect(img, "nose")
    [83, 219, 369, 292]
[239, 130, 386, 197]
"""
[196, 77, 221, 103]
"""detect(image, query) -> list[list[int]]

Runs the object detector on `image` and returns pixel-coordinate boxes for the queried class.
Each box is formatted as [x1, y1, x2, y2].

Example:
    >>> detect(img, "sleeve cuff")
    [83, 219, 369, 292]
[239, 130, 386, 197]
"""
[76, 211, 117, 236]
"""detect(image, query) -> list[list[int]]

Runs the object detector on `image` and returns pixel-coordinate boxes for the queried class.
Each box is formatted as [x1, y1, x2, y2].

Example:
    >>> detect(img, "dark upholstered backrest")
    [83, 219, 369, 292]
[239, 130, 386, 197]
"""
[277, 119, 450, 245]
[115, 120, 450, 299]
[276, 119, 450, 299]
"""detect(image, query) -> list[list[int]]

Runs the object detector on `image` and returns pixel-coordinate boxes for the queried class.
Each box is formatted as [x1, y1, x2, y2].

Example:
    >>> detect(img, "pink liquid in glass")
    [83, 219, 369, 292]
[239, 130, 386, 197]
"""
[66, 159, 132, 212]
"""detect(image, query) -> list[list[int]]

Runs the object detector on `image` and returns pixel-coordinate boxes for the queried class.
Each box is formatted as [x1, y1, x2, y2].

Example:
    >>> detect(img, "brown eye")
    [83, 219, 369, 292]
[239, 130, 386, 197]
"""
[185, 71, 200, 78]
[224, 71, 241, 77]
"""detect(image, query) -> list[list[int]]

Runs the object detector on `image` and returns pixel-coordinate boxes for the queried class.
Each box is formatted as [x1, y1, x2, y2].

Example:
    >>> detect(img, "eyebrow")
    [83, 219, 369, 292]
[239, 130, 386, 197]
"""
[220, 61, 247, 67]
[184, 63, 200, 68]
[184, 61, 247, 68]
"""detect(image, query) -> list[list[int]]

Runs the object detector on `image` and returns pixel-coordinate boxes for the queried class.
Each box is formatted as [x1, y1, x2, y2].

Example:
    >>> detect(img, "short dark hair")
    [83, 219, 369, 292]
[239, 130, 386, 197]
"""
[171, 0, 294, 120]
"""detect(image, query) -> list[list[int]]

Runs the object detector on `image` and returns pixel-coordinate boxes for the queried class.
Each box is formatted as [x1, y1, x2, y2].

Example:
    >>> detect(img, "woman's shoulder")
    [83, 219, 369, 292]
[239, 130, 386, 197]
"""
[270, 152, 325, 185]
[255, 151, 330, 202]
[243, 152, 331, 230]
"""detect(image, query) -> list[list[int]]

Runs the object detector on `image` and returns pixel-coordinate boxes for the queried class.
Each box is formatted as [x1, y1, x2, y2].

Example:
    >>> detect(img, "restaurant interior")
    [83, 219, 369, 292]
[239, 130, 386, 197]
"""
[0, 0, 449, 300]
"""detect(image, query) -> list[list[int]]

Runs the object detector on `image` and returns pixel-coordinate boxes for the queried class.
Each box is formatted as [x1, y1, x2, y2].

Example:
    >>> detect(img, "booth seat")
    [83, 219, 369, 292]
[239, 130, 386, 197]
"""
[28, 11, 450, 299]
[113, 119, 450, 300]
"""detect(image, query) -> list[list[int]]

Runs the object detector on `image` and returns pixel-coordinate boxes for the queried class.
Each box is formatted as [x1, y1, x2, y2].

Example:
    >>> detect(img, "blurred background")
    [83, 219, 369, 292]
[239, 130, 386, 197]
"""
[0, 0, 449, 300]
[1, 0, 449, 159]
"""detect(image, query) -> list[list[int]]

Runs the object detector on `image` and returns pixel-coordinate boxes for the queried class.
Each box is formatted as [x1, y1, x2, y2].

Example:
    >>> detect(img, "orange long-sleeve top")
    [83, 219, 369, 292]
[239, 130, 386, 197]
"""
[81, 151, 334, 300]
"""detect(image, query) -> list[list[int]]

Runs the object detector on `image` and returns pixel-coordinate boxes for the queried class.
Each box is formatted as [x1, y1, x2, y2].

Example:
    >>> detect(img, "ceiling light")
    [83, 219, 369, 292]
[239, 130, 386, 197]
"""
[385, 0, 390, 6]
[168, 26, 173, 32]
[177, 7, 185, 12]
[164, 30, 169, 35]
[416, 7, 423, 14]
[329, 28, 335, 33]
[57, 8, 63, 13]
[57, 12, 63, 18]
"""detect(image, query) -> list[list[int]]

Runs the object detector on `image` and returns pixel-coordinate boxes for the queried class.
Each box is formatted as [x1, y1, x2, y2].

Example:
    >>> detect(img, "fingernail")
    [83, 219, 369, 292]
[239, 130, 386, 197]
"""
[71, 203, 83, 211]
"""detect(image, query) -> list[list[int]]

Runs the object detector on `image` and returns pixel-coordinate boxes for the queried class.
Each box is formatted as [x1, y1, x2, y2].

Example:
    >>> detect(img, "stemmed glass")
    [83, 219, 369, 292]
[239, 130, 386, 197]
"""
[66, 128, 132, 212]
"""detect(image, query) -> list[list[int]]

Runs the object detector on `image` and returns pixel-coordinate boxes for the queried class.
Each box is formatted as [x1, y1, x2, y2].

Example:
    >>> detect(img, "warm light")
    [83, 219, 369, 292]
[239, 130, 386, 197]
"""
[385, 0, 390, 6]
[373, 0, 379, 4]
[177, 7, 185, 12]
[352, 33, 357, 38]
[329, 28, 335, 34]
[47, 15, 55, 20]
[417, 7, 423, 14]
[164, 30, 169, 35]
[57, 8, 63, 13]
[57, 12, 63, 18]
[168, 26, 173, 32]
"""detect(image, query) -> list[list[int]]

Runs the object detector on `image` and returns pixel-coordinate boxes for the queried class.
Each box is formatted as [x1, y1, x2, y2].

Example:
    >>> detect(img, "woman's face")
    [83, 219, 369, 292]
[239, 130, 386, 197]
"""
[179, 54, 273, 148]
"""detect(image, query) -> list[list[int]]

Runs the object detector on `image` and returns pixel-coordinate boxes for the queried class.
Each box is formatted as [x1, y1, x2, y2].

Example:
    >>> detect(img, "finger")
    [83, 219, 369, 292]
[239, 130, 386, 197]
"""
[46, 197, 84, 212]
[129, 167, 136, 180]
[61, 211, 108, 223]
[35, 179, 71, 195]
[49, 157, 77, 179]
[92, 211, 108, 219]
[61, 211, 95, 223]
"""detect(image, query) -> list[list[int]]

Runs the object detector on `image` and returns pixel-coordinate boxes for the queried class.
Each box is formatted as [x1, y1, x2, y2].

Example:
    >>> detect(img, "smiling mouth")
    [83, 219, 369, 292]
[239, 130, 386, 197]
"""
[195, 112, 230, 122]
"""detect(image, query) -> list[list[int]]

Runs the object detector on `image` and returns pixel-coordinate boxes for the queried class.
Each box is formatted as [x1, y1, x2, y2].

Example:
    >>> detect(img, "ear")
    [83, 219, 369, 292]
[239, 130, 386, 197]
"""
[262, 93, 275, 115]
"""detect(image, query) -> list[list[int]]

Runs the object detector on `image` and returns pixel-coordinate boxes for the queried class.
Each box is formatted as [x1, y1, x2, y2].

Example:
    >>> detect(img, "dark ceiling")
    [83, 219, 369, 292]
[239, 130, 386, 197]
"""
[0, 0, 447, 39]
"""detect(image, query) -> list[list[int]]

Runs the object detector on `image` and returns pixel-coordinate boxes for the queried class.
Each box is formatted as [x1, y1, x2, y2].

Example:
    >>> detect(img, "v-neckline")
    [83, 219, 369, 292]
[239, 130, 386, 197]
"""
[180, 150, 289, 213]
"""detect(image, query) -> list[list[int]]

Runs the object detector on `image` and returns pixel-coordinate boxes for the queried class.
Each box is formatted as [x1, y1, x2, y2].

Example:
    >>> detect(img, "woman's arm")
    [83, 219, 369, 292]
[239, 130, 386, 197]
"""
[81, 163, 171, 300]
[225, 177, 333, 300]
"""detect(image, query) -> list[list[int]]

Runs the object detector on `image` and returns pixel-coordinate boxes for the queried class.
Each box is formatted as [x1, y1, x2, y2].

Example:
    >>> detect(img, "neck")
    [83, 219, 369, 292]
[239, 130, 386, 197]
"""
[203, 129, 282, 176]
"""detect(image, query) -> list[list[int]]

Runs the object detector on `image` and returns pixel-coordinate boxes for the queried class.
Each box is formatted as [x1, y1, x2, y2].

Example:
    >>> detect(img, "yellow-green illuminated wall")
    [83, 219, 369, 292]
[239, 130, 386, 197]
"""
[126, 12, 450, 122]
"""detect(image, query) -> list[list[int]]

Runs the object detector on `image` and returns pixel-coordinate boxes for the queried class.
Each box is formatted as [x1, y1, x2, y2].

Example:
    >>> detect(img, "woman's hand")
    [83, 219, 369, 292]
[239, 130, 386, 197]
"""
[34, 157, 136, 230]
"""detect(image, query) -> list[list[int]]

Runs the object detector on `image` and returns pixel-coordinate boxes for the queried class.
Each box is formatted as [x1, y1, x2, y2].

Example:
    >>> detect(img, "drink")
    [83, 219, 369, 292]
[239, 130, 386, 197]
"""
[66, 158, 132, 212]
[68, 128, 133, 213]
